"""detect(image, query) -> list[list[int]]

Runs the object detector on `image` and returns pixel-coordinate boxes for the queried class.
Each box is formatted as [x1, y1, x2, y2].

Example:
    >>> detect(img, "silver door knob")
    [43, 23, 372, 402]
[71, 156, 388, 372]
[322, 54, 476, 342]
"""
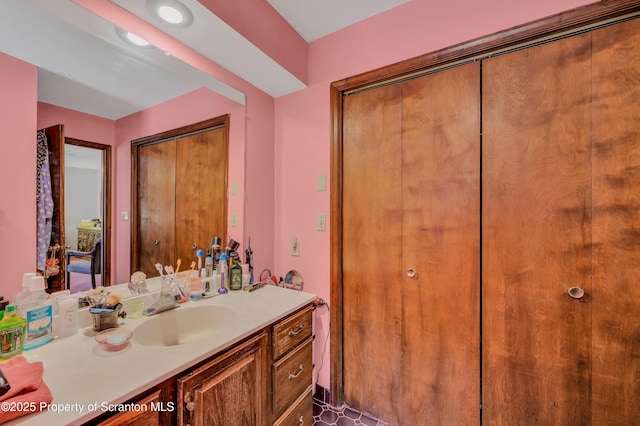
[406, 268, 418, 278]
[568, 287, 585, 299]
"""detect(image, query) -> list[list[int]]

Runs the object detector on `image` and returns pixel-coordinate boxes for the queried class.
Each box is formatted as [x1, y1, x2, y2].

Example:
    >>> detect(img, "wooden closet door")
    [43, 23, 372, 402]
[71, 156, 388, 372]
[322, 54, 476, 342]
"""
[342, 84, 404, 424]
[342, 62, 480, 424]
[137, 140, 176, 276]
[175, 128, 228, 266]
[591, 18, 640, 424]
[482, 34, 593, 424]
[400, 62, 480, 425]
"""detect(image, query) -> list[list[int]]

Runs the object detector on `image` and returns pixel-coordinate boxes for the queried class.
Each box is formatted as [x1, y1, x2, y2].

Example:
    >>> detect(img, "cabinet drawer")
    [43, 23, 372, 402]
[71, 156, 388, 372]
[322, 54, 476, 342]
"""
[273, 385, 313, 426]
[273, 305, 313, 359]
[273, 337, 313, 418]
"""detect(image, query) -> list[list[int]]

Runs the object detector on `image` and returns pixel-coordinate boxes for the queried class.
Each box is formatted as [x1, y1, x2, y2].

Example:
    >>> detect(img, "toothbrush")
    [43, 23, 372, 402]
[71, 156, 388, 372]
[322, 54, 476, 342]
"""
[155, 263, 164, 277]
[175, 258, 182, 274]
[196, 249, 204, 277]
[185, 261, 196, 280]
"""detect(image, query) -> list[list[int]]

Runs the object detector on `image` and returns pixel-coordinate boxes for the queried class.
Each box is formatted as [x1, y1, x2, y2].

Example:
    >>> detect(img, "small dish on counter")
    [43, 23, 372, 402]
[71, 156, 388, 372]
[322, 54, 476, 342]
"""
[95, 327, 132, 351]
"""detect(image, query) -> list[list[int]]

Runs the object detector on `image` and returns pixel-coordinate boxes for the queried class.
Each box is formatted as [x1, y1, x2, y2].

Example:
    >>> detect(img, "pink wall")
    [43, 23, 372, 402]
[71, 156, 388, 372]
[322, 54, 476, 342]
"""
[0, 53, 38, 300]
[273, 0, 595, 389]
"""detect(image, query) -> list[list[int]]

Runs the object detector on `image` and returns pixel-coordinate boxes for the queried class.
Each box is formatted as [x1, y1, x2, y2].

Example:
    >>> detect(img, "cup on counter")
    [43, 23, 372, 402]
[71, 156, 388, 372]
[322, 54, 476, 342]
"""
[190, 277, 202, 300]
[127, 299, 145, 318]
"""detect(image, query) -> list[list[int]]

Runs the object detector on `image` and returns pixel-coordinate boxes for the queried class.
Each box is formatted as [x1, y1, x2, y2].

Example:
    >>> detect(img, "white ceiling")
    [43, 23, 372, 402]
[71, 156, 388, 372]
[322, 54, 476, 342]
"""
[1, 0, 408, 120]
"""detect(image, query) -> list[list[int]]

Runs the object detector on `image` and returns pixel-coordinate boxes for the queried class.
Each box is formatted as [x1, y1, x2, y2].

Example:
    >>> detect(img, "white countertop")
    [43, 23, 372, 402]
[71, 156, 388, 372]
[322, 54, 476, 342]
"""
[8, 284, 316, 425]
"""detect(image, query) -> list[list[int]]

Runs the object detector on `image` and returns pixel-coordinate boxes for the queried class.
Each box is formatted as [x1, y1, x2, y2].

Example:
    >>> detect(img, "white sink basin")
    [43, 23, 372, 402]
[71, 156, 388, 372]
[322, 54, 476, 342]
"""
[133, 305, 236, 347]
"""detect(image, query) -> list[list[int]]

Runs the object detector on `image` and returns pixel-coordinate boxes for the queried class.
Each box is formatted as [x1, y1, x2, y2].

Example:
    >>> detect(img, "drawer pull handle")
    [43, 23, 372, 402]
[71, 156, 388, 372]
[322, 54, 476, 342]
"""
[298, 414, 304, 424]
[289, 324, 304, 337]
[288, 364, 304, 380]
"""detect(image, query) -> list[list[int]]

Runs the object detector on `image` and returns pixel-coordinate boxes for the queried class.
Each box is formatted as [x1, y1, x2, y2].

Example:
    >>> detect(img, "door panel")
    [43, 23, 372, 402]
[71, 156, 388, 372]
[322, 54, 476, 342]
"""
[137, 141, 176, 276]
[591, 18, 640, 424]
[342, 84, 404, 424]
[482, 34, 592, 425]
[401, 62, 480, 425]
[175, 128, 228, 267]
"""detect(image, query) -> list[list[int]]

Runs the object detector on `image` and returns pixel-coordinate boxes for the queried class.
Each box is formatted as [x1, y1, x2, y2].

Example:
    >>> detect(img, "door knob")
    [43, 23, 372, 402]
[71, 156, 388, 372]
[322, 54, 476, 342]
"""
[568, 287, 585, 299]
[154, 240, 159, 245]
[406, 268, 418, 278]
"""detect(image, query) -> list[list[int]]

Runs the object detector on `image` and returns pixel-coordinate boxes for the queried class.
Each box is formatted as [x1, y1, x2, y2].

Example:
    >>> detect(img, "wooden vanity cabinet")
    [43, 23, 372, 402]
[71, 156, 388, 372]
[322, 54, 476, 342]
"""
[271, 306, 314, 425]
[91, 380, 176, 426]
[87, 304, 314, 426]
[177, 332, 268, 426]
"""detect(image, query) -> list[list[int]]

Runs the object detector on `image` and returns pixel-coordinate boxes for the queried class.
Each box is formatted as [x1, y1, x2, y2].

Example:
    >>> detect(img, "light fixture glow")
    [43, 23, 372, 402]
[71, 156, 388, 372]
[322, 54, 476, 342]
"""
[147, 0, 193, 28]
[126, 32, 150, 47]
[157, 5, 184, 24]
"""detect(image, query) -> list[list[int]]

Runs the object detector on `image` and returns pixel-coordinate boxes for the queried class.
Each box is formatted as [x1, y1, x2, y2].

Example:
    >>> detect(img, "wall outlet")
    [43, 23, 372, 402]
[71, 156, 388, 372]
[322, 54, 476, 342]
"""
[290, 235, 300, 256]
[316, 214, 326, 231]
[121, 210, 129, 220]
[231, 213, 238, 227]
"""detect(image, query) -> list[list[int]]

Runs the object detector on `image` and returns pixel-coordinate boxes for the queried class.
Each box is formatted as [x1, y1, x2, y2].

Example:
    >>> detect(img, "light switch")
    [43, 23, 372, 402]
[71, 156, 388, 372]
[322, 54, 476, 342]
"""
[121, 210, 129, 220]
[316, 214, 326, 231]
[231, 181, 238, 196]
[290, 235, 300, 256]
[317, 174, 327, 192]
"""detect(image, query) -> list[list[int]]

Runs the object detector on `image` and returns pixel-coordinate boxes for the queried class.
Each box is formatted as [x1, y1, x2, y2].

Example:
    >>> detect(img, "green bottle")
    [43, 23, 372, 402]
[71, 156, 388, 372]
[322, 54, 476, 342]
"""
[0, 304, 27, 361]
[230, 262, 242, 291]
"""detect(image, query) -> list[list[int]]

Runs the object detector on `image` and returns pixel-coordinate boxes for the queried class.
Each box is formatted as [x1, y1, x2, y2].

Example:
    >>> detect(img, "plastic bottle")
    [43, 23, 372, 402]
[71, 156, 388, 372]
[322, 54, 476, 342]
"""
[17, 276, 53, 350]
[204, 256, 213, 278]
[218, 253, 229, 294]
[56, 294, 79, 338]
[12, 272, 36, 306]
[0, 304, 27, 361]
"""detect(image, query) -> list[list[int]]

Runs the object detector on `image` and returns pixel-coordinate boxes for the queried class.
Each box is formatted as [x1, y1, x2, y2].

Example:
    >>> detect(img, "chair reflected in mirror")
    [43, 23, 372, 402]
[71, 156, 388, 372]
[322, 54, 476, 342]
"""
[66, 238, 101, 290]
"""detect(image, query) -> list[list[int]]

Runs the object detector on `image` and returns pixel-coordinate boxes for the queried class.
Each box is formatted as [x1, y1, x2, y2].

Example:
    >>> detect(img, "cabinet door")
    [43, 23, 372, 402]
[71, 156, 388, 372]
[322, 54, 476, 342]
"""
[177, 333, 267, 426]
[482, 33, 593, 424]
[342, 62, 480, 424]
[591, 18, 640, 423]
[175, 128, 228, 265]
[136, 140, 177, 276]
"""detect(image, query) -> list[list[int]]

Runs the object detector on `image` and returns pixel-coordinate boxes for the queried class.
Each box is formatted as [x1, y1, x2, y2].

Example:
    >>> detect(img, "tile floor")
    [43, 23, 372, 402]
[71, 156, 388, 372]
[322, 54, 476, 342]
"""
[313, 387, 391, 426]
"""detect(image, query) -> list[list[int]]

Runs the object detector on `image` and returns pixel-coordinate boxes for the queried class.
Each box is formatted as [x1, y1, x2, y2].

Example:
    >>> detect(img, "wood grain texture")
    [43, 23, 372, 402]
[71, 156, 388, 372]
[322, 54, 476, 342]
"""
[591, 17, 640, 424]
[136, 140, 177, 276]
[177, 333, 267, 426]
[175, 127, 228, 267]
[400, 62, 480, 425]
[342, 83, 404, 424]
[482, 33, 593, 425]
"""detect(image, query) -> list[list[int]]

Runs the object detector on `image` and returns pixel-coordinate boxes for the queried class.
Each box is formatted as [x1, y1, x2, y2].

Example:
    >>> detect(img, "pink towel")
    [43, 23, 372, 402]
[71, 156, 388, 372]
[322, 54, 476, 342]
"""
[0, 356, 53, 424]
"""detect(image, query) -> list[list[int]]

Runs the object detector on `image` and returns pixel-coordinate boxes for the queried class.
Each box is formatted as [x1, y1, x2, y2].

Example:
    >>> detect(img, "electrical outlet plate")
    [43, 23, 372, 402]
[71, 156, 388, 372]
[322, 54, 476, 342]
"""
[316, 214, 326, 231]
[317, 174, 327, 192]
[231, 213, 238, 227]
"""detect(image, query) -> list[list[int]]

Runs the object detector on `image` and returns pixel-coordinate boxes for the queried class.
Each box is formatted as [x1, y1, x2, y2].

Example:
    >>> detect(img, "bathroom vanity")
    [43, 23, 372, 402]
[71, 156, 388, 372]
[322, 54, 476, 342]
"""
[9, 285, 316, 426]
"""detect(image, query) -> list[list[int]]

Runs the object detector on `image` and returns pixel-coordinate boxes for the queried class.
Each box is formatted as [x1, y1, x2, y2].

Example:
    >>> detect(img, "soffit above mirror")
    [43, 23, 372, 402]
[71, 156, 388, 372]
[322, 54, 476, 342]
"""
[0, 0, 408, 120]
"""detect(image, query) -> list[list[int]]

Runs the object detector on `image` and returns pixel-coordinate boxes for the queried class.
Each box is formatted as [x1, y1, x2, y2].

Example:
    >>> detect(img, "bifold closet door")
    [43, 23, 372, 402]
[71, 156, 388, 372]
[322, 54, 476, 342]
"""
[137, 140, 177, 276]
[482, 33, 593, 424]
[342, 62, 480, 425]
[591, 18, 640, 423]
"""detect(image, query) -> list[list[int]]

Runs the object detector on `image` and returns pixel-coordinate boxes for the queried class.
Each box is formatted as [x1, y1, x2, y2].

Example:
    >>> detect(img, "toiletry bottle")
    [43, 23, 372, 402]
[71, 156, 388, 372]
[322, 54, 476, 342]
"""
[218, 253, 229, 294]
[16, 276, 53, 350]
[56, 294, 79, 338]
[0, 297, 8, 321]
[230, 261, 242, 291]
[0, 304, 26, 361]
[204, 256, 213, 278]
[12, 272, 36, 306]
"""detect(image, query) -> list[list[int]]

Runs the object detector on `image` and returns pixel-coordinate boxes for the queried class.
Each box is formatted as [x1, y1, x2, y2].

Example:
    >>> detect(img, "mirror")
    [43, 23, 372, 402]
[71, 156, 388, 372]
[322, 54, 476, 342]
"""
[4, 0, 248, 295]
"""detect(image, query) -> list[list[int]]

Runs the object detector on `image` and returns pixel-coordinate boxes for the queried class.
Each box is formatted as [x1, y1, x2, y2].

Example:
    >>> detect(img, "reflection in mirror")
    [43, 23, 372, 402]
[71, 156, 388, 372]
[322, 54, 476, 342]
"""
[64, 142, 110, 293]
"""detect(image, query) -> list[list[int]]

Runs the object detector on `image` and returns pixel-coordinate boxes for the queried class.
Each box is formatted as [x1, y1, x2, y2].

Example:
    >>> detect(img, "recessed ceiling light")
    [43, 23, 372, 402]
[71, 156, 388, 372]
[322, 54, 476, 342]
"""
[147, 0, 193, 28]
[115, 27, 152, 48]
[157, 5, 183, 24]
[126, 32, 150, 47]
